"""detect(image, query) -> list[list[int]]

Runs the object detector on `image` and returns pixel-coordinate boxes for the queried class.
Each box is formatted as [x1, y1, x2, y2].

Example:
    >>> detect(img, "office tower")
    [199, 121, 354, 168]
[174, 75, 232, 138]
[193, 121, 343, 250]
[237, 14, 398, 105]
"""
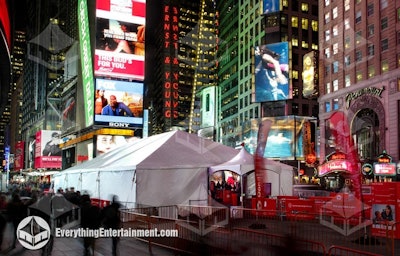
[147, 0, 218, 135]
[217, 1, 319, 151]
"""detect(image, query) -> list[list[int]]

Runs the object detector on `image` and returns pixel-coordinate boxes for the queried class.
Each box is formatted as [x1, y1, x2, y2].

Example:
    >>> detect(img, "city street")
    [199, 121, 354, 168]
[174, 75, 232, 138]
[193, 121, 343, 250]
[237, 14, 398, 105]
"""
[0, 223, 175, 256]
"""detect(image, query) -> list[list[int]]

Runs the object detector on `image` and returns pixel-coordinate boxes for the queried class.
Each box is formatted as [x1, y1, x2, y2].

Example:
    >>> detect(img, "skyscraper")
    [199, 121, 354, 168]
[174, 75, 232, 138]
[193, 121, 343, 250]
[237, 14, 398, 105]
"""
[217, 0, 319, 152]
[147, 0, 218, 135]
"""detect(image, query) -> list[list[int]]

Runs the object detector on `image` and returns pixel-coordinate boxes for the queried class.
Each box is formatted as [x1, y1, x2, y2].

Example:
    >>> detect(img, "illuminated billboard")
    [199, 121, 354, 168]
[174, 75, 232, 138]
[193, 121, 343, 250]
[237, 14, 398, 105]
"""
[34, 130, 62, 169]
[95, 0, 146, 80]
[243, 116, 316, 160]
[263, 0, 280, 15]
[14, 141, 25, 171]
[96, 134, 137, 156]
[302, 51, 317, 98]
[78, 0, 95, 127]
[94, 78, 143, 128]
[254, 42, 291, 102]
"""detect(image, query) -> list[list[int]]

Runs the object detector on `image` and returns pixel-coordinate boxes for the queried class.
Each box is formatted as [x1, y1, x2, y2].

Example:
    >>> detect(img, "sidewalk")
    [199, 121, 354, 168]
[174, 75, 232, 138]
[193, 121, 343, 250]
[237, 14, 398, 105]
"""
[0, 223, 176, 256]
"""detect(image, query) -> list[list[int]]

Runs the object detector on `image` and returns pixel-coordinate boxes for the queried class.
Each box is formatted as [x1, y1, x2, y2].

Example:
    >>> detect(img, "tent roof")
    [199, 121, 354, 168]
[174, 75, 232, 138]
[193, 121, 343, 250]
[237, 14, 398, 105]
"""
[55, 130, 241, 175]
[209, 146, 294, 175]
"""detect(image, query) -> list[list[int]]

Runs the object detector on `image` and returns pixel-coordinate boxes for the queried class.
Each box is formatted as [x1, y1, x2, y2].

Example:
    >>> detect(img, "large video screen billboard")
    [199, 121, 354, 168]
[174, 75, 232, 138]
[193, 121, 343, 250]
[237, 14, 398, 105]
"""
[242, 116, 316, 160]
[95, 0, 146, 80]
[94, 78, 143, 128]
[254, 42, 291, 103]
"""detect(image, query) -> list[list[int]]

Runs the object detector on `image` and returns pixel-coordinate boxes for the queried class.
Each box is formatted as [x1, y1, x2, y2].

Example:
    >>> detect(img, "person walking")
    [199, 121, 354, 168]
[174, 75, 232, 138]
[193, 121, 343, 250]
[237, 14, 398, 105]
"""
[80, 194, 101, 256]
[7, 193, 27, 249]
[101, 195, 121, 256]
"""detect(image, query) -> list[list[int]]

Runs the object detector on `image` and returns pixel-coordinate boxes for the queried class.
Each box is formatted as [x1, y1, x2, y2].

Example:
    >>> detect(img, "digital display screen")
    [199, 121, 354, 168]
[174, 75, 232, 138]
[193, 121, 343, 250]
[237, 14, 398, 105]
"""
[95, 0, 146, 80]
[94, 78, 143, 128]
[373, 163, 396, 176]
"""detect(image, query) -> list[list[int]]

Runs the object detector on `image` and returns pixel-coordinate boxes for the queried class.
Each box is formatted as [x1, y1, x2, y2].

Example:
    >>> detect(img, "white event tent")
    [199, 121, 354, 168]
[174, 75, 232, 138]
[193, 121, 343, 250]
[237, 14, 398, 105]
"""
[53, 130, 243, 207]
[209, 147, 294, 197]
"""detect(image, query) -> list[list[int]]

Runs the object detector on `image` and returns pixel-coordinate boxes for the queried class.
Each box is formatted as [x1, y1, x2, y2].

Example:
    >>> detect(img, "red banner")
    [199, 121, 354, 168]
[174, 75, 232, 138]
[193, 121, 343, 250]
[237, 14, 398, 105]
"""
[254, 119, 272, 205]
[329, 112, 362, 200]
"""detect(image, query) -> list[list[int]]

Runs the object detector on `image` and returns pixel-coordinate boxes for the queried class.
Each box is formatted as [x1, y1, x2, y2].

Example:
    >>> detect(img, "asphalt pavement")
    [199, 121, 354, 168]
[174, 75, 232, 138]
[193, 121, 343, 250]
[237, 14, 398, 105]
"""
[0, 223, 176, 256]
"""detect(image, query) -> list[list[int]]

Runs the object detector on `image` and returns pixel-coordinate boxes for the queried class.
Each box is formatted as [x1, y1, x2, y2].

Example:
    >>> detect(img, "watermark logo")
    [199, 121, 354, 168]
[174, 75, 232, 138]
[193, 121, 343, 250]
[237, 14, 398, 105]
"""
[17, 216, 51, 250]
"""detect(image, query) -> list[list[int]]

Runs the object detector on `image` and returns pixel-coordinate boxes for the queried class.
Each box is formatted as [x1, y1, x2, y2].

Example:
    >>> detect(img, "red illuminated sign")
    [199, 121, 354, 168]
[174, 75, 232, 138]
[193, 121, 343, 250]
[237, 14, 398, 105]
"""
[318, 160, 351, 176]
[163, 6, 179, 120]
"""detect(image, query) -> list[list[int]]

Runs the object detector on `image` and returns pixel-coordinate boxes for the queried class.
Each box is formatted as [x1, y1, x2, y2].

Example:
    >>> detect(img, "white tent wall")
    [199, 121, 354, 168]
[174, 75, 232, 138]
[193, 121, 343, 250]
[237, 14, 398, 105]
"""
[244, 168, 293, 198]
[136, 167, 208, 206]
[53, 170, 136, 206]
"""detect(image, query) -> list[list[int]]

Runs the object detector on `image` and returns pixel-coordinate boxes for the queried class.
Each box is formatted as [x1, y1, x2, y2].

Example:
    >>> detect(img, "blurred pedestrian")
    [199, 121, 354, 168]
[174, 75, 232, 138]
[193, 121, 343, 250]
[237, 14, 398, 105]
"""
[7, 193, 27, 248]
[80, 194, 101, 256]
[101, 195, 121, 256]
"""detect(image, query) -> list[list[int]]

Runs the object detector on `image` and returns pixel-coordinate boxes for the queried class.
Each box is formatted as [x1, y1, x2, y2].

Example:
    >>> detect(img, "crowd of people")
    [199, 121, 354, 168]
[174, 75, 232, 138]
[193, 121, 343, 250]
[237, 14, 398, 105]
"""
[0, 183, 121, 256]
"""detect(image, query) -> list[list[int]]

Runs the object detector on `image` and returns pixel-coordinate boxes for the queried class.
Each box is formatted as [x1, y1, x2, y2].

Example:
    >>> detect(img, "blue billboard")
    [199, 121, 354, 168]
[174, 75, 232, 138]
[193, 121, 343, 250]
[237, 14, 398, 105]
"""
[94, 78, 143, 128]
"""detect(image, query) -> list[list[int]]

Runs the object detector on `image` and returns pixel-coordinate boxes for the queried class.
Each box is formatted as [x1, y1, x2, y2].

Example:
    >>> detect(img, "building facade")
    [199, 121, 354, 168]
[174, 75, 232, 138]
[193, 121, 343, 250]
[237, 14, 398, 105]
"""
[319, 0, 400, 164]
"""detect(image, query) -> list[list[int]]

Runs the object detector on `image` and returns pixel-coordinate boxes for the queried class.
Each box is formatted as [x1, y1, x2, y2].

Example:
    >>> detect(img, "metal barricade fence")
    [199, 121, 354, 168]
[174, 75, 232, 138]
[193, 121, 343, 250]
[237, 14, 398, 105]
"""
[119, 204, 400, 256]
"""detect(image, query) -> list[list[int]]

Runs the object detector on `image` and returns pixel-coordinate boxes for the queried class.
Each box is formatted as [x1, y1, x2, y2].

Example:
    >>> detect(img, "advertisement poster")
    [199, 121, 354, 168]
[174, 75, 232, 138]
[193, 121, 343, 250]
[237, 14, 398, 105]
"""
[95, 0, 146, 80]
[254, 42, 290, 103]
[94, 78, 144, 127]
[96, 135, 137, 156]
[302, 51, 317, 98]
[34, 130, 62, 169]
[14, 141, 25, 171]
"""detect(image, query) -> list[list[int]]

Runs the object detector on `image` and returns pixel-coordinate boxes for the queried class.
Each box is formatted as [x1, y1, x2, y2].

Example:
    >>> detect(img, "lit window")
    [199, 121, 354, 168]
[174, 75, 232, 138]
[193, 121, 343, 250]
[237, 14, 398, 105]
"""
[333, 25, 338, 37]
[325, 0, 330, 7]
[345, 37, 351, 49]
[344, 55, 351, 66]
[325, 12, 330, 24]
[292, 38, 299, 46]
[325, 30, 330, 41]
[345, 75, 351, 87]
[356, 31, 362, 44]
[311, 20, 318, 31]
[292, 70, 298, 79]
[326, 82, 331, 94]
[302, 18, 308, 30]
[356, 71, 363, 81]
[332, 7, 338, 19]
[333, 80, 338, 91]
[292, 16, 298, 27]
[333, 61, 339, 73]
[325, 102, 331, 112]
[368, 66, 375, 78]
[381, 60, 389, 72]
[325, 48, 330, 58]
[344, 19, 350, 30]
[301, 3, 309, 12]
[345, 0, 350, 11]
[333, 43, 339, 54]
[333, 99, 339, 110]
